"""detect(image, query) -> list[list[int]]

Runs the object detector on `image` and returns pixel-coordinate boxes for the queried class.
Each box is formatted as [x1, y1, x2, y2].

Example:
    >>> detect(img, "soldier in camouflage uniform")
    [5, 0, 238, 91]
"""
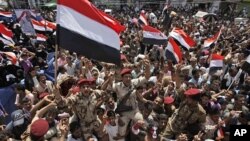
[161, 88, 206, 140]
[101, 59, 151, 139]
[55, 78, 102, 140]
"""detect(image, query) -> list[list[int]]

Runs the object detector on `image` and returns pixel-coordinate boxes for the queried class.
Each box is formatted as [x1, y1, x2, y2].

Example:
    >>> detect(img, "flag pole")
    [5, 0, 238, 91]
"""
[54, 0, 59, 86]
[54, 44, 58, 85]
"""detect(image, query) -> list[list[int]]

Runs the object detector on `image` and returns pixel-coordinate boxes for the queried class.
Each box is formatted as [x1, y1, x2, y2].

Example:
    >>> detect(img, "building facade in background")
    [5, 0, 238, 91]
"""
[8, 0, 51, 8]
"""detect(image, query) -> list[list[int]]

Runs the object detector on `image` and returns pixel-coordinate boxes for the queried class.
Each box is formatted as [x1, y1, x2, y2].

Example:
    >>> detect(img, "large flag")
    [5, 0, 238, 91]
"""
[203, 28, 222, 48]
[138, 13, 148, 26]
[0, 23, 15, 45]
[57, 0, 124, 65]
[0, 11, 13, 18]
[97, 9, 125, 34]
[169, 28, 196, 50]
[142, 25, 167, 45]
[241, 55, 250, 74]
[165, 37, 182, 64]
[209, 54, 224, 74]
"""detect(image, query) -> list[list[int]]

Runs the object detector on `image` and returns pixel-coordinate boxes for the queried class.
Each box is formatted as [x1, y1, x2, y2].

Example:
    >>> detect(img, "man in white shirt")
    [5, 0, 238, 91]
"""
[105, 110, 125, 141]
[64, 56, 76, 76]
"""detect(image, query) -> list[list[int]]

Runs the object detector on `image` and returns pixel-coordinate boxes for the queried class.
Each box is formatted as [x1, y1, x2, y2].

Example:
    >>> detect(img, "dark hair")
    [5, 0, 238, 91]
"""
[144, 102, 153, 112]
[37, 73, 46, 81]
[201, 93, 211, 99]
[28, 67, 36, 74]
[0, 131, 13, 141]
[192, 69, 199, 76]
[69, 121, 81, 133]
[107, 110, 116, 117]
[96, 107, 105, 115]
[207, 104, 220, 115]
[189, 94, 201, 101]
[234, 94, 245, 101]
[147, 120, 158, 131]
[158, 114, 168, 120]
[21, 97, 30, 104]
[136, 86, 143, 90]
[147, 81, 155, 87]
[30, 134, 44, 141]
[57, 66, 66, 75]
[15, 84, 25, 92]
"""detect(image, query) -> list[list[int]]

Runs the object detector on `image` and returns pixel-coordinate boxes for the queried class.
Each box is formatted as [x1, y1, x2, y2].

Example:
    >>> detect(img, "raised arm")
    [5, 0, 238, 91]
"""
[35, 102, 57, 118]
[101, 72, 114, 90]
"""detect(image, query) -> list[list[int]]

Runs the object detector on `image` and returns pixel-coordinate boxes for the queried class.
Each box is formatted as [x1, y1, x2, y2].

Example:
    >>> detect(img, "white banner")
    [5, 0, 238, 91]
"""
[14, 9, 37, 35]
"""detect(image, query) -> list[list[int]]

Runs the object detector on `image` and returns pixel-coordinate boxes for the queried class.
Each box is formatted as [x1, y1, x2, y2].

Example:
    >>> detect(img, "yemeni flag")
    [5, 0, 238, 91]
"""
[169, 28, 196, 50]
[0, 52, 17, 65]
[138, 13, 148, 26]
[0, 11, 13, 18]
[41, 20, 57, 31]
[31, 19, 56, 32]
[203, 28, 222, 48]
[209, 54, 224, 74]
[97, 9, 126, 33]
[165, 37, 182, 64]
[31, 19, 46, 31]
[142, 25, 167, 45]
[0, 23, 15, 45]
[36, 34, 48, 42]
[57, 0, 125, 65]
[241, 55, 250, 74]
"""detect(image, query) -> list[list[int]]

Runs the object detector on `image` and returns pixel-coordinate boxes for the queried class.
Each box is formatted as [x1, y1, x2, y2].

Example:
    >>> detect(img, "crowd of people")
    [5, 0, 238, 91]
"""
[0, 2, 250, 141]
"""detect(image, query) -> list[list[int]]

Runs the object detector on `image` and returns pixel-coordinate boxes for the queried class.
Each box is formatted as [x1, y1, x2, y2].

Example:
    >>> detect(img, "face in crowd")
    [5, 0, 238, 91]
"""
[122, 73, 132, 86]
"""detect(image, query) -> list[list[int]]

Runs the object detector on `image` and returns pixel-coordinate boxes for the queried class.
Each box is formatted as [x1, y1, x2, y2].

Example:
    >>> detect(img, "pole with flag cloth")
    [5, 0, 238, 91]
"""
[41, 20, 57, 31]
[138, 12, 148, 26]
[164, 37, 182, 64]
[0, 11, 13, 18]
[209, 53, 224, 75]
[56, 0, 124, 66]
[36, 33, 48, 42]
[169, 28, 196, 50]
[31, 19, 47, 31]
[0, 23, 15, 45]
[0, 52, 17, 65]
[142, 25, 167, 45]
[226, 69, 243, 90]
[203, 27, 222, 48]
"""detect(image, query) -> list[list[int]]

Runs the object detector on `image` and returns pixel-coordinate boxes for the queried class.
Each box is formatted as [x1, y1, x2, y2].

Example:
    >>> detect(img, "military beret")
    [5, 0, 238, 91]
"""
[184, 88, 201, 96]
[78, 79, 91, 86]
[88, 78, 96, 85]
[120, 68, 132, 76]
[30, 119, 49, 137]
[78, 78, 96, 86]
[164, 96, 174, 104]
